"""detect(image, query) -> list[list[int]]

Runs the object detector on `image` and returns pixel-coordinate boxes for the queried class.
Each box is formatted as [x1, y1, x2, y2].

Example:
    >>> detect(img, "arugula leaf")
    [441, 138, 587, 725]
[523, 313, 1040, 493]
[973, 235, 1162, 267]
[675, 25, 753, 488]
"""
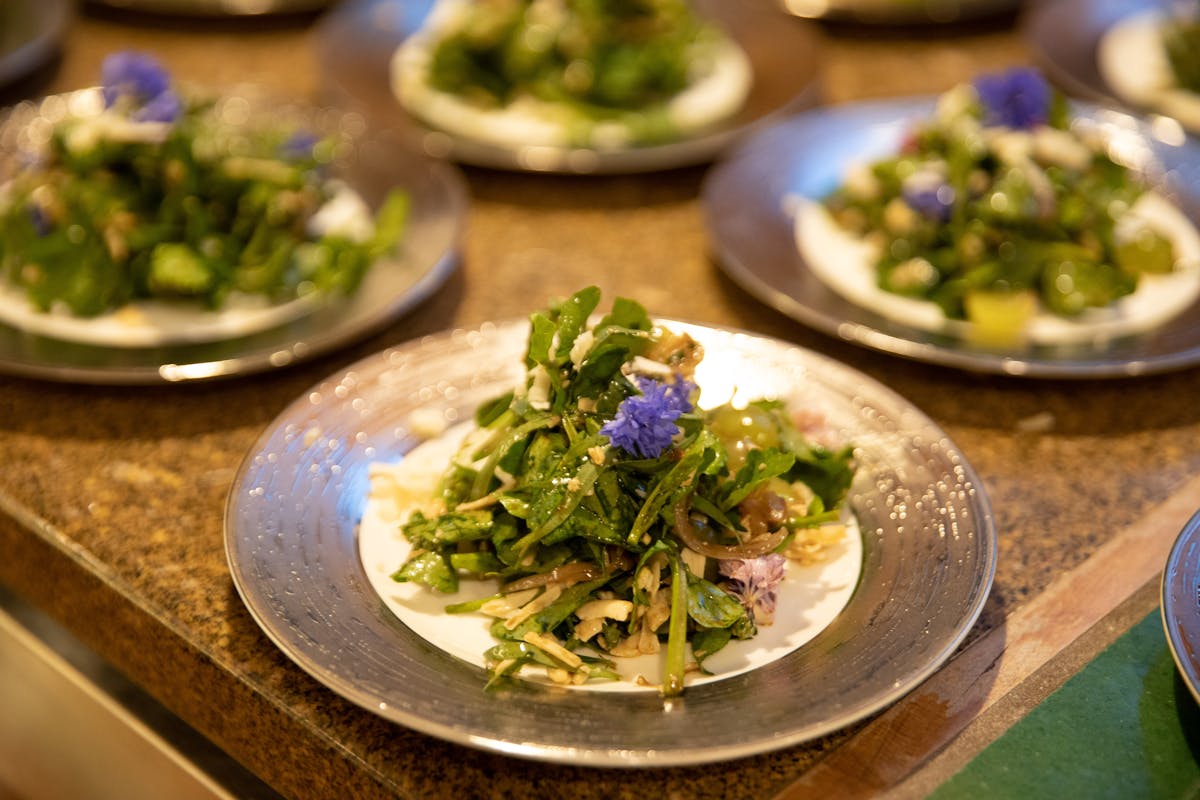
[391, 551, 458, 593]
[787, 444, 856, 510]
[525, 312, 557, 368]
[552, 285, 601, 360]
[401, 510, 494, 549]
[689, 627, 733, 670]
[475, 393, 514, 427]
[626, 430, 720, 547]
[684, 566, 749, 630]
[720, 448, 796, 511]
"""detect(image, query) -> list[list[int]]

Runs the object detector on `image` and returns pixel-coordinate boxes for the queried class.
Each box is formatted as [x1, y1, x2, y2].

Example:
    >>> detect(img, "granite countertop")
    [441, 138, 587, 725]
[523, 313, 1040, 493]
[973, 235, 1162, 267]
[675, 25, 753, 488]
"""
[2, 6, 1200, 799]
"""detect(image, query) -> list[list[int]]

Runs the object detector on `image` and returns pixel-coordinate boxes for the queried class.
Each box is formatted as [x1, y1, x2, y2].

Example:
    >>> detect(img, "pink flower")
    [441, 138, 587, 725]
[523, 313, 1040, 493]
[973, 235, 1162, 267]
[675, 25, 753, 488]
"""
[719, 554, 786, 625]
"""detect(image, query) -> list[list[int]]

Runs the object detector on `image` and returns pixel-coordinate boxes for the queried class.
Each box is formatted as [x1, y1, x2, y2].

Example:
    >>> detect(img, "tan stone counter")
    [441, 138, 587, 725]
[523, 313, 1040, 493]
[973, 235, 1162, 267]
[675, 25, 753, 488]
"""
[2, 5, 1199, 799]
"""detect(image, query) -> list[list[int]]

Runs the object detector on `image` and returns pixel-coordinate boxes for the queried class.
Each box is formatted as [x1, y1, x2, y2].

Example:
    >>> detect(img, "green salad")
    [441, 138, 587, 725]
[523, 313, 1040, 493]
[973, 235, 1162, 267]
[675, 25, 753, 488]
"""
[414, 0, 738, 144]
[0, 51, 408, 318]
[389, 287, 856, 694]
[822, 68, 1179, 335]
[1164, 7, 1200, 93]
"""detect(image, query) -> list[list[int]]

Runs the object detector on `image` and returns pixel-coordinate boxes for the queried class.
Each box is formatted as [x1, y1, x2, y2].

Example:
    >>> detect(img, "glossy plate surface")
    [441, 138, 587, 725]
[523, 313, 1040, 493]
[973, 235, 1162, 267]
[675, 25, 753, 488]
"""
[314, 0, 822, 174]
[84, 0, 331, 16]
[0, 0, 70, 90]
[780, 0, 1018, 24]
[1024, 0, 1169, 106]
[703, 96, 1200, 378]
[0, 89, 466, 384]
[225, 318, 996, 766]
[1163, 509, 1200, 706]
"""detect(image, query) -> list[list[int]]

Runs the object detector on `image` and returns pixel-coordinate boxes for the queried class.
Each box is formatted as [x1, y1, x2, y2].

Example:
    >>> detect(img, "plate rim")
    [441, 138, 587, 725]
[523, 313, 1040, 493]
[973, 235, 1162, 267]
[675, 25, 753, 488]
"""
[1161, 507, 1200, 706]
[702, 93, 1200, 379]
[781, 0, 1019, 24]
[1021, 0, 1171, 109]
[224, 315, 998, 766]
[0, 0, 71, 90]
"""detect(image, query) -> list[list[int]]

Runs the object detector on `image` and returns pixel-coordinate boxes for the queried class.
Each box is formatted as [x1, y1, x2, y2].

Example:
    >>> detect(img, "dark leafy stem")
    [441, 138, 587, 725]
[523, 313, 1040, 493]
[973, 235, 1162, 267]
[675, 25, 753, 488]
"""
[663, 551, 689, 697]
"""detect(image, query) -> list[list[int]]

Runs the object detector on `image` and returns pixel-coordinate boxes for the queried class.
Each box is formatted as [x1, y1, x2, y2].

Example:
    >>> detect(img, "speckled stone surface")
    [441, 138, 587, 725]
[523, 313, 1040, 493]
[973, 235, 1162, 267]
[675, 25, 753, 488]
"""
[2, 6, 1200, 800]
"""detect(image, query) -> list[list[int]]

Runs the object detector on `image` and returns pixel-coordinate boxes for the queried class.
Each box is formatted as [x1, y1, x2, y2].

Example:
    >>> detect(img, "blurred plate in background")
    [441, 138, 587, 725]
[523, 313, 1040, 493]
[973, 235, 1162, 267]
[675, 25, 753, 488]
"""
[84, 0, 332, 16]
[0, 0, 70, 91]
[0, 89, 467, 384]
[1026, 0, 1164, 104]
[779, 0, 1020, 24]
[703, 96, 1200, 378]
[315, 0, 823, 174]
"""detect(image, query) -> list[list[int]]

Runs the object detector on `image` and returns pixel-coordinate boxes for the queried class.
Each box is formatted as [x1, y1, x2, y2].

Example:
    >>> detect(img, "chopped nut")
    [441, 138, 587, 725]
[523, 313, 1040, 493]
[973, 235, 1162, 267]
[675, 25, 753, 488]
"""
[503, 585, 563, 630]
[574, 618, 605, 641]
[575, 599, 634, 621]
[479, 588, 540, 618]
[523, 631, 582, 669]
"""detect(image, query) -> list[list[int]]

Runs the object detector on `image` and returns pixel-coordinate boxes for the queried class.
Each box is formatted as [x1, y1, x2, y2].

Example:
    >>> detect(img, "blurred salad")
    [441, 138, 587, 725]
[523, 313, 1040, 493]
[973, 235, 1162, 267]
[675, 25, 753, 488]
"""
[1164, 5, 1200, 93]
[387, 287, 856, 695]
[0, 52, 409, 318]
[822, 68, 1181, 335]
[411, 0, 743, 144]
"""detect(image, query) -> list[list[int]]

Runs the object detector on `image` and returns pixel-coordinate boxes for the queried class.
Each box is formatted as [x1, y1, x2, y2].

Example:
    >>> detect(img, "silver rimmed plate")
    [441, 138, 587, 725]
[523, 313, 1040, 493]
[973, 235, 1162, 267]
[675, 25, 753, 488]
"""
[0, 89, 466, 384]
[1163, 509, 1200, 705]
[703, 96, 1200, 378]
[1024, 0, 1168, 106]
[85, 0, 332, 16]
[0, 0, 70, 90]
[780, 0, 1018, 24]
[225, 318, 996, 766]
[314, 0, 823, 174]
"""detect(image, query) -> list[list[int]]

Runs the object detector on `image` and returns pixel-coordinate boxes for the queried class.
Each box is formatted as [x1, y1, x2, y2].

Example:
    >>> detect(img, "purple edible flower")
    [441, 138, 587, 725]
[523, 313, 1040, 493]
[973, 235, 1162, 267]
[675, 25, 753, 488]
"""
[101, 51, 181, 124]
[902, 182, 955, 222]
[279, 131, 320, 161]
[27, 204, 51, 237]
[132, 89, 182, 123]
[719, 554, 786, 625]
[972, 68, 1051, 130]
[600, 375, 694, 459]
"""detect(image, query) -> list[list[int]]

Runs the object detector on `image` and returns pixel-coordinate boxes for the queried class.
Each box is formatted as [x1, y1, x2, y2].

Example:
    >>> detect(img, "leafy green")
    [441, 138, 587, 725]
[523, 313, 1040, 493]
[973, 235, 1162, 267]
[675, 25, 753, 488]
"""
[388, 288, 857, 693]
[0, 91, 407, 317]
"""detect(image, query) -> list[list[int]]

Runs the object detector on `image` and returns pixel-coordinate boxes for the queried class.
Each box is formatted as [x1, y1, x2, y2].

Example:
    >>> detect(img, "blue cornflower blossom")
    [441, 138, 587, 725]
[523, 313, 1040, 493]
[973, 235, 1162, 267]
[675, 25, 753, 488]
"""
[101, 51, 182, 124]
[902, 182, 955, 222]
[600, 375, 695, 459]
[133, 89, 183, 123]
[279, 131, 320, 161]
[972, 68, 1051, 130]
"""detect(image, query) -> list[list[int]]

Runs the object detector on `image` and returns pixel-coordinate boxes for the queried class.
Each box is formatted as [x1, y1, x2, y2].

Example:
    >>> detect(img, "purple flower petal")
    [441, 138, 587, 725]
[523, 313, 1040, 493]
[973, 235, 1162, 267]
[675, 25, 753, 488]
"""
[902, 183, 955, 222]
[600, 376, 692, 459]
[719, 554, 786, 625]
[28, 204, 51, 237]
[102, 51, 172, 109]
[279, 131, 320, 161]
[972, 68, 1051, 130]
[132, 89, 182, 124]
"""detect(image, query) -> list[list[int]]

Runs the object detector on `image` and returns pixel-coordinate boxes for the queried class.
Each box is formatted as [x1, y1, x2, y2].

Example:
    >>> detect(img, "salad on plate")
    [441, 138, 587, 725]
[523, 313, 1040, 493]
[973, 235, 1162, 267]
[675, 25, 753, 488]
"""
[389, 0, 752, 151]
[794, 68, 1200, 346]
[0, 51, 410, 347]
[1098, 2, 1200, 132]
[361, 287, 860, 695]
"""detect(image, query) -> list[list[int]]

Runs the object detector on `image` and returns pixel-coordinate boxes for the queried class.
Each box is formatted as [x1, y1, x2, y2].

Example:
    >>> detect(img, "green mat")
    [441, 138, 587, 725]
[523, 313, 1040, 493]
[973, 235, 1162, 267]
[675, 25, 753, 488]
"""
[931, 612, 1200, 799]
